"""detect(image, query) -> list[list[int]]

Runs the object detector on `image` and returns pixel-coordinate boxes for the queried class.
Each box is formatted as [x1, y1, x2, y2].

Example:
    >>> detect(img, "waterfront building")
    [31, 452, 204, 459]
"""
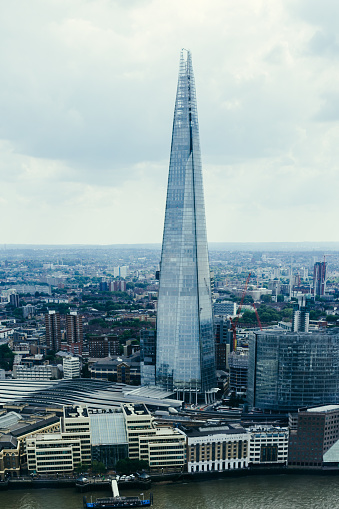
[45, 310, 61, 352]
[289, 405, 339, 468]
[63, 356, 80, 380]
[122, 403, 155, 460]
[186, 424, 249, 473]
[140, 328, 156, 386]
[121, 403, 186, 472]
[138, 427, 186, 473]
[0, 408, 60, 475]
[61, 406, 91, 464]
[248, 426, 289, 466]
[247, 329, 339, 412]
[0, 435, 20, 480]
[27, 433, 82, 474]
[156, 50, 216, 402]
[90, 410, 128, 469]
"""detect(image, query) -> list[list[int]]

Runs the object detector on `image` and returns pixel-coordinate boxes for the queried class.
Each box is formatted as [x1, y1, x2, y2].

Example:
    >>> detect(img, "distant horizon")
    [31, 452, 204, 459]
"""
[1, 241, 339, 252]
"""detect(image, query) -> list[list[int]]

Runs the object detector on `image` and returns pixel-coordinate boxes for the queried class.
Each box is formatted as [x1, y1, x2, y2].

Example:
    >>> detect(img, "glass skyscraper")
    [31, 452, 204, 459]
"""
[247, 330, 339, 412]
[156, 50, 216, 402]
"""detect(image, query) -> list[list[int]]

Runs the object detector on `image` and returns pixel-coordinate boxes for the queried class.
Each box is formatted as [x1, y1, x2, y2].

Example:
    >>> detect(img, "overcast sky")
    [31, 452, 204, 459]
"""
[1, 0, 339, 244]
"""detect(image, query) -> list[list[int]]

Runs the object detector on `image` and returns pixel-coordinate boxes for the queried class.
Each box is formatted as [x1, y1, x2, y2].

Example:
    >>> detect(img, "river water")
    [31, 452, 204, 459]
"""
[2, 474, 339, 509]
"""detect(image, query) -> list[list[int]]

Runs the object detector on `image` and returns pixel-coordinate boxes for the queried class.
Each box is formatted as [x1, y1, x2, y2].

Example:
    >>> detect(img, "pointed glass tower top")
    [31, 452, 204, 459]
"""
[156, 50, 216, 400]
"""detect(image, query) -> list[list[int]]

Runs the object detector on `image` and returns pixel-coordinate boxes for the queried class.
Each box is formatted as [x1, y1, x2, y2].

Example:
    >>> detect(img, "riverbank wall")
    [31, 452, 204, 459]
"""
[1, 466, 339, 491]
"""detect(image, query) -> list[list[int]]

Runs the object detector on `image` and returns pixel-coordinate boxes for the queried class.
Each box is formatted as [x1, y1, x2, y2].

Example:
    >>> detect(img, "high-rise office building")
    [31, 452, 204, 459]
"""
[9, 294, 19, 308]
[248, 329, 339, 412]
[140, 328, 156, 386]
[156, 50, 216, 402]
[313, 261, 327, 297]
[292, 295, 309, 332]
[45, 310, 61, 352]
[66, 311, 83, 355]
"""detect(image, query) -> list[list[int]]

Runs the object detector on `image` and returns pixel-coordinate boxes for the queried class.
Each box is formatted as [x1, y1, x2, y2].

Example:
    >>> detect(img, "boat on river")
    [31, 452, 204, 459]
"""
[82, 479, 153, 508]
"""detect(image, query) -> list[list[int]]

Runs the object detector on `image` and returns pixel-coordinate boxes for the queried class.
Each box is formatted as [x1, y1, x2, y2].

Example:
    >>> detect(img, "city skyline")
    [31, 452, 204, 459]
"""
[1, 1, 339, 244]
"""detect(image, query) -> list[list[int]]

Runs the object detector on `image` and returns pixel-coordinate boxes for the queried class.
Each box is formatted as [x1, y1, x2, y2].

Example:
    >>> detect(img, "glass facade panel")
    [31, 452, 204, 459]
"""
[156, 50, 216, 397]
[248, 330, 339, 412]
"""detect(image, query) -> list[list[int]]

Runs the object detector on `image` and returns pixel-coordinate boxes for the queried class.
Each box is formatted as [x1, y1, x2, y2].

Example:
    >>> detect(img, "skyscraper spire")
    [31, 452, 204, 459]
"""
[156, 50, 216, 402]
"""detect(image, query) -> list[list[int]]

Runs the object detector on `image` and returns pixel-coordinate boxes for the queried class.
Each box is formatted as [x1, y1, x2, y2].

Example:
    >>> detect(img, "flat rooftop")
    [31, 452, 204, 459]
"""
[307, 405, 339, 413]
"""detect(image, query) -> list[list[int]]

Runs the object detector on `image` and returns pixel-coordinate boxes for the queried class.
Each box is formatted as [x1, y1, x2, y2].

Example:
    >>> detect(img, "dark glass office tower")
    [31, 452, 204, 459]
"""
[156, 50, 216, 402]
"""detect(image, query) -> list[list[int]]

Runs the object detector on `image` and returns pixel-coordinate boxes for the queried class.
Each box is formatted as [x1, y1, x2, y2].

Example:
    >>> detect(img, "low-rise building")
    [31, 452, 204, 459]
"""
[0, 435, 20, 480]
[248, 426, 289, 466]
[122, 403, 154, 460]
[89, 354, 140, 384]
[186, 424, 249, 473]
[289, 405, 339, 468]
[139, 427, 186, 473]
[27, 433, 81, 474]
[122, 403, 186, 472]
[12, 364, 60, 380]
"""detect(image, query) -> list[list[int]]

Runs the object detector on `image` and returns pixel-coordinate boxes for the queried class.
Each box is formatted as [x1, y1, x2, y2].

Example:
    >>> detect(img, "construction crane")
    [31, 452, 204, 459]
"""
[229, 272, 251, 352]
[252, 302, 263, 330]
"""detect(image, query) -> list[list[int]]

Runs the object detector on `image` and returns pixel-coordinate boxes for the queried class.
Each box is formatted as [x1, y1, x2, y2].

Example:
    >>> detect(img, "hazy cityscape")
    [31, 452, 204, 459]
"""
[2, 1, 339, 509]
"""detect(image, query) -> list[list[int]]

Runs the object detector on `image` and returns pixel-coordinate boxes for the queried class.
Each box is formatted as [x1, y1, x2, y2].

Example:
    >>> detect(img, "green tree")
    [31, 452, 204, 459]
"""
[81, 363, 91, 378]
[240, 310, 256, 324]
[92, 461, 106, 474]
[310, 309, 322, 320]
[115, 458, 149, 474]
[0, 344, 15, 371]
[75, 462, 85, 473]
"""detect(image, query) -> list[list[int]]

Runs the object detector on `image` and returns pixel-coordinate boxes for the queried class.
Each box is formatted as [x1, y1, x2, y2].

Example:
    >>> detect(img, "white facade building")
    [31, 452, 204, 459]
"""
[62, 406, 91, 464]
[187, 424, 250, 473]
[12, 364, 59, 380]
[248, 426, 289, 465]
[27, 433, 81, 474]
[63, 357, 80, 380]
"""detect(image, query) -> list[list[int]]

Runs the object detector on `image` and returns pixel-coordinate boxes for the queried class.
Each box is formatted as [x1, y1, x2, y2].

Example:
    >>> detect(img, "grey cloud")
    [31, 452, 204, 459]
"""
[314, 93, 339, 122]
[291, 0, 339, 31]
[308, 31, 339, 58]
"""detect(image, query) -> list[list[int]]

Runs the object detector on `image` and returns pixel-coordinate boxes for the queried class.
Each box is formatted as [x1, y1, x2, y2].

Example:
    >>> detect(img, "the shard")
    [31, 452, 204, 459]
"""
[156, 50, 216, 402]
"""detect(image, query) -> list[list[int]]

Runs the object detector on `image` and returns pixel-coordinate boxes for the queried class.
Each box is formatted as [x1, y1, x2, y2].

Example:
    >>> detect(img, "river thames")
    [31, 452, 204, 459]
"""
[2, 474, 339, 509]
